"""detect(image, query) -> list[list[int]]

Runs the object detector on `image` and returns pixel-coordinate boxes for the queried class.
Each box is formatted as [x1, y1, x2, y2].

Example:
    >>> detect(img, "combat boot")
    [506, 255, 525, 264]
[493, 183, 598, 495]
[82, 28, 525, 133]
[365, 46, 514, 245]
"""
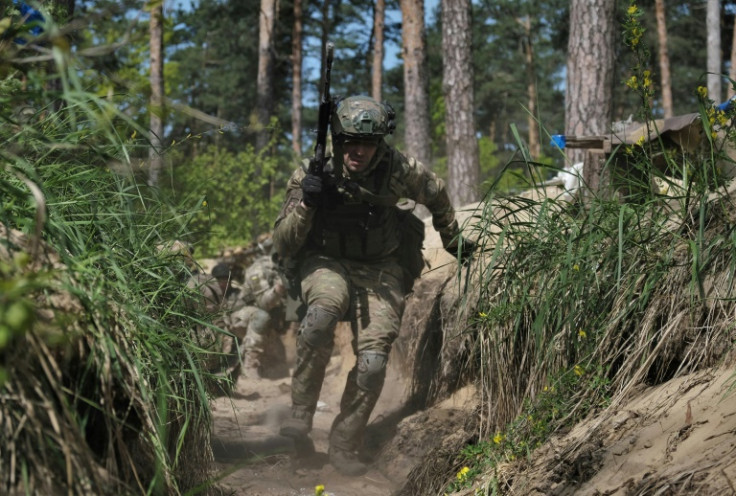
[329, 446, 368, 476]
[279, 405, 313, 439]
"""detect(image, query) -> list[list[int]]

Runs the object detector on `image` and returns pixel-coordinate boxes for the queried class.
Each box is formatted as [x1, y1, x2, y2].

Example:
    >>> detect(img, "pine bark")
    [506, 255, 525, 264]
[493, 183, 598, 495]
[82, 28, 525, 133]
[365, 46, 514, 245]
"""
[401, 0, 432, 167]
[565, 0, 615, 167]
[256, 0, 277, 151]
[372, 0, 386, 102]
[291, 0, 304, 154]
[521, 16, 539, 159]
[730, 14, 736, 99]
[442, 0, 480, 206]
[148, 1, 164, 188]
[655, 0, 673, 118]
[707, 0, 722, 103]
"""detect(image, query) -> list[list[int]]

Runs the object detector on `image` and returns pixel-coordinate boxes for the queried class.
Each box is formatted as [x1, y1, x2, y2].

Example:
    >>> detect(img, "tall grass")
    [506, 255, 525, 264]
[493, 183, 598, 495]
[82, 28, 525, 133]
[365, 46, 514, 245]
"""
[417, 90, 736, 495]
[1, 15, 220, 496]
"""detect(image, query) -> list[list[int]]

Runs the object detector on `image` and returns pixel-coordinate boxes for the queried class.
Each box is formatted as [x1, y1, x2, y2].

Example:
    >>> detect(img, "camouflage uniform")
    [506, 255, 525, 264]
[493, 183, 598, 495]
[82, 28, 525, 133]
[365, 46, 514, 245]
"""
[228, 254, 287, 378]
[187, 266, 247, 374]
[273, 95, 464, 475]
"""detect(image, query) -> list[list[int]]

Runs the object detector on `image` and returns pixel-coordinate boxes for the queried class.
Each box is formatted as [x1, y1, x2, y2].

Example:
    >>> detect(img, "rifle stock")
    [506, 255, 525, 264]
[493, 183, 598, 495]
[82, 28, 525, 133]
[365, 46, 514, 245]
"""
[309, 41, 334, 178]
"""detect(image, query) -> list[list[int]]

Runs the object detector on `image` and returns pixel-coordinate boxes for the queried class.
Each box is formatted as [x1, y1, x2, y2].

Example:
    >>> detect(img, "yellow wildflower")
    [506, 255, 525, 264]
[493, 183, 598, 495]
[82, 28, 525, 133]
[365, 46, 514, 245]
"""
[626, 76, 638, 89]
[574, 365, 585, 376]
[636, 135, 646, 147]
[573, 264, 580, 271]
[697, 86, 708, 99]
[479, 311, 488, 318]
[642, 71, 652, 88]
[202, 200, 208, 207]
[457, 466, 470, 482]
[315, 484, 325, 496]
[578, 329, 587, 339]
[493, 433, 505, 444]
[627, 5, 638, 15]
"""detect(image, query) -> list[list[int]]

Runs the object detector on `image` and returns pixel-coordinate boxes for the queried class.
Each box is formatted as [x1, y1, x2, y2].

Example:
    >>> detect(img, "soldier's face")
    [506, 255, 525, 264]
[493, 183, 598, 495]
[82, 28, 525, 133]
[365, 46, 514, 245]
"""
[343, 140, 378, 172]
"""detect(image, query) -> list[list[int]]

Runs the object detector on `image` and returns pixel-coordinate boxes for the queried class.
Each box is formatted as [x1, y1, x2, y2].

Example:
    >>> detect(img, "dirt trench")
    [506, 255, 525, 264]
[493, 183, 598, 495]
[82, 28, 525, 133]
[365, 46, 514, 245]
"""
[207, 210, 481, 496]
[209, 318, 477, 496]
[207, 257, 477, 495]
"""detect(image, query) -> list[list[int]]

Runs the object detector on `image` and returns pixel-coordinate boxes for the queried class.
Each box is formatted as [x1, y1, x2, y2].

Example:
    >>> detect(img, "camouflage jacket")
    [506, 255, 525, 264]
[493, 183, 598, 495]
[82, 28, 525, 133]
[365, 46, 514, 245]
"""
[186, 273, 246, 318]
[273, 141, 460, 261]
[242, 255, 284, 311]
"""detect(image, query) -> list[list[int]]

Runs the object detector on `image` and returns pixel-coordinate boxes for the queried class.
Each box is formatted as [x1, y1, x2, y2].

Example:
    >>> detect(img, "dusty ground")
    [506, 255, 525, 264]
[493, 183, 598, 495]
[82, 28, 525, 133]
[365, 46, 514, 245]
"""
[483, 364, 736, 496]
[206, 196, 736, 496]
[207, 207, 479, 496]
[209, 323, 423, 496]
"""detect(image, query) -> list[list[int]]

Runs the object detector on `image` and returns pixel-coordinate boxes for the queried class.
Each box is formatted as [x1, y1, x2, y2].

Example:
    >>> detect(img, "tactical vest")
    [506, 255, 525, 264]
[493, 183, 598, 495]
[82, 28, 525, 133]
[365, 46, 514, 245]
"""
[244, 256, 278, 299]
[305, 153, 400, 261]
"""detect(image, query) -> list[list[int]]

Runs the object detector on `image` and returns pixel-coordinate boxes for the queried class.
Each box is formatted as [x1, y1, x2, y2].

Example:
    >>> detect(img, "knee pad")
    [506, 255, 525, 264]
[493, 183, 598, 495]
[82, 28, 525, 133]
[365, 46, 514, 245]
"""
[298, 305, 339, 348]
[356, 351, 388, 392]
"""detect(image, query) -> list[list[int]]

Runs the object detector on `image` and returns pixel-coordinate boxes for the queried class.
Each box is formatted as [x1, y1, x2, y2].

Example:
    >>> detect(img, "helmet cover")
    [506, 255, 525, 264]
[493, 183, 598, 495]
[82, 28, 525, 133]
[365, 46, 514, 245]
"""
[331, 95, 395, 141]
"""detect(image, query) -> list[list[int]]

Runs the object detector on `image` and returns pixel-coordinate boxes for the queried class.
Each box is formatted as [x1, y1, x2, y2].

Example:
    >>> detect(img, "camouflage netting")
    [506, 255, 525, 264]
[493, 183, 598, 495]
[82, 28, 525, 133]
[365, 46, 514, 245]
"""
[0, 225, 215, 495]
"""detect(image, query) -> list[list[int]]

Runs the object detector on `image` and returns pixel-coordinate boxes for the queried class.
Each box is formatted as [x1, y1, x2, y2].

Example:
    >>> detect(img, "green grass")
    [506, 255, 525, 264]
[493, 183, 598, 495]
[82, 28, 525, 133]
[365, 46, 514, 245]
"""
[1, 21, 224, 495]
[439, 90, 736, 494]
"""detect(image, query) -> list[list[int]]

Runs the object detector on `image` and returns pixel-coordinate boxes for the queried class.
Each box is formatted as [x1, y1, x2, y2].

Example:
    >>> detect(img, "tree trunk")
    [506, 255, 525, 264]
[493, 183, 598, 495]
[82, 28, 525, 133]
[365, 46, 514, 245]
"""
[442, 0, 480, 207]
[706, 0, 721, 103]
[521, 16, 539, 159]
[401, 0, 432, 167]
[565, 0, 615, 169]
[148, 0, 164, 188]
[655, 0, 673, 118]
[319, 0, 332, 92]
[291, 0, 304, 155]
[730, 14, 736, 99]
[371, 0, 386, 102]
[255, 0, 277, 152]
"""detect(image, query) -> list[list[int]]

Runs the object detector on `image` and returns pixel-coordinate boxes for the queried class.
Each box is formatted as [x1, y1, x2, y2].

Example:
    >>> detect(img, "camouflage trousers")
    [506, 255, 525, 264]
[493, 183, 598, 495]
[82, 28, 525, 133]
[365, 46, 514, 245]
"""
[291, 253, 405, 452]
[229, 306, 272, 369]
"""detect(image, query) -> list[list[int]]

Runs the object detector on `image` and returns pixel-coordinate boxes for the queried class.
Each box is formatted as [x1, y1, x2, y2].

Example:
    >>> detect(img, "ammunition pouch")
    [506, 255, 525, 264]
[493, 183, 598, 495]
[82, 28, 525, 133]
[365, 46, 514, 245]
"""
[279, 256, 307, 322]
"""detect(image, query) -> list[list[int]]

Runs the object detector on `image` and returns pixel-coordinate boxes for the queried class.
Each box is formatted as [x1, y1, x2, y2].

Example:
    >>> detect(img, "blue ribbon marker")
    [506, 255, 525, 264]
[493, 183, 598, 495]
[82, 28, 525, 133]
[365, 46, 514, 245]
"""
[13, 0, 45, 44]
[550, 134, 566, 150]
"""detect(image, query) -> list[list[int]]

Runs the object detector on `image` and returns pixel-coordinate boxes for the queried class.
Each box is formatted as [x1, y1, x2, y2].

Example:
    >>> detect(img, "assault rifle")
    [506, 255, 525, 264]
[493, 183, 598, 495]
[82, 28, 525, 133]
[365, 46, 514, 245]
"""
[308, 41, 334, 179]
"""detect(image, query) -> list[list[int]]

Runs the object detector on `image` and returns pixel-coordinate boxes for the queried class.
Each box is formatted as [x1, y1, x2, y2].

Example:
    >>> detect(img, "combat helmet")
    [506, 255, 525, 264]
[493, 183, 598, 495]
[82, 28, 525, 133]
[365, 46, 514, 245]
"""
[331, 95, 395, 142]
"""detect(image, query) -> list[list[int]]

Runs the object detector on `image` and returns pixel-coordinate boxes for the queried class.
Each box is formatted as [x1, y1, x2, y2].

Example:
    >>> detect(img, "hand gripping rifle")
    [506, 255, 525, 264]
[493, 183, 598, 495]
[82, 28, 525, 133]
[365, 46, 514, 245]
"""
[279, 42, 334, 322]
[308, 41, 334, 180]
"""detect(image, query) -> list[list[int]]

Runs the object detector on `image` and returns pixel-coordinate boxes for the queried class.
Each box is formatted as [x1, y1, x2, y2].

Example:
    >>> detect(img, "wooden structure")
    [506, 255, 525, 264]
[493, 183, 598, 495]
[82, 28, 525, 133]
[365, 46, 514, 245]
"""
[556, 113, 705, 200]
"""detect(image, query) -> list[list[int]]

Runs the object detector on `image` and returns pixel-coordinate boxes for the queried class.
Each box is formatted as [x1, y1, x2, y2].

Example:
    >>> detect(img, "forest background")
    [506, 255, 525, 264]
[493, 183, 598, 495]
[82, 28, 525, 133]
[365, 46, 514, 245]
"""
[6, 0, 736, 256]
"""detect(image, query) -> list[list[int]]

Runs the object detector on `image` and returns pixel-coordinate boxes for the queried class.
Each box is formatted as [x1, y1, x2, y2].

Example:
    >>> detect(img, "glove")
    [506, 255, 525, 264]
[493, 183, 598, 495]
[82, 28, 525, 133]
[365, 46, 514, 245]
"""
[445, 236, 477, 266]
[301, 173, 323, 208]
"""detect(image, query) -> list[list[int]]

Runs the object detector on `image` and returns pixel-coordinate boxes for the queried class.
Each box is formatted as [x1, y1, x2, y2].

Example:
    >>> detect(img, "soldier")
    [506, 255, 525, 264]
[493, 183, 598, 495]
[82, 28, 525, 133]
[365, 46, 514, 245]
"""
[272, 95, 475, 475]
[228, 238, 288, 379]
[186, 261, 244, 376]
